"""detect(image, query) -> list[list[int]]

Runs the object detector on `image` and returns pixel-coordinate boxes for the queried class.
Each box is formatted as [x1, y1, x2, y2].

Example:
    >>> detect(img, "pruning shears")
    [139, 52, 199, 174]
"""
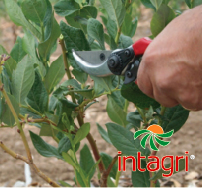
[72, 37, 152, 84]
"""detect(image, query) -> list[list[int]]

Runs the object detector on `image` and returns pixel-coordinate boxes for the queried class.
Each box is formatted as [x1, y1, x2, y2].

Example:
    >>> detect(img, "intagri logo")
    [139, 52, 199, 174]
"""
[117, 124, 190, 177]
[117, 151, 189, 177]
[134, 124, 174, 151]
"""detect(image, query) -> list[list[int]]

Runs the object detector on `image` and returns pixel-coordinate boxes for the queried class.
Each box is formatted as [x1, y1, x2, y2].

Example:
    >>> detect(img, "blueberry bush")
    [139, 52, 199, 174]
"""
[0, 0, 198, 187]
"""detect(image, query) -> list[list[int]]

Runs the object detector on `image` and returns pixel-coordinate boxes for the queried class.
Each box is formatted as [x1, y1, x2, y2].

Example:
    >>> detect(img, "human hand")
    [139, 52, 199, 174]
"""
[137, 6, 202, 111]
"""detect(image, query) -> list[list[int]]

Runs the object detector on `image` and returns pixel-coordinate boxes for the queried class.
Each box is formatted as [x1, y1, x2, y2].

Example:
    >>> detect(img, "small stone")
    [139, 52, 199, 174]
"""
[184, 171, 199, 180]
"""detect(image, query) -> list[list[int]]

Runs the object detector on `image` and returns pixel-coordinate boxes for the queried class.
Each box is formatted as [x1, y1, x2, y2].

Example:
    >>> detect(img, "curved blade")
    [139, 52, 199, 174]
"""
[72, 50, 113, 77]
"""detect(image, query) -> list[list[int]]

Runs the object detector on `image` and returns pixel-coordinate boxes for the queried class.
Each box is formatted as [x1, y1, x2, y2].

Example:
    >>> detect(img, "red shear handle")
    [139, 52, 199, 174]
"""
[132, 37, 152, 56]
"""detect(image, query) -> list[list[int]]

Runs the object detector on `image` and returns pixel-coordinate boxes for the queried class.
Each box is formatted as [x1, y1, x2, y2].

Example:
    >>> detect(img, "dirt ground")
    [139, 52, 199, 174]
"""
[0, 6, 202, 187]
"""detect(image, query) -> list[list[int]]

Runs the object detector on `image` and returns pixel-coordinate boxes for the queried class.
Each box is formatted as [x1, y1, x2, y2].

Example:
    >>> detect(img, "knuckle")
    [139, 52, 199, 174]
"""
[156, 78, 170, 91]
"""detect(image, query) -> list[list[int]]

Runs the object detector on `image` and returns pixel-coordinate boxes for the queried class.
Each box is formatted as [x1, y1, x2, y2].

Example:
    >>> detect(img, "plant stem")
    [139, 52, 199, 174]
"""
[41, 23, 45, 42]
[124, 100, 129, 113]
[59, 36, 73, 81]
[101, 154, 121, 187]
[0, 141, 60, 187]
[77, 114, 105, 174]
[150, 106, 167, 187]
[136, 106, 148, 125]
[0, 84, 32, 162]
[59, 35, 105, 175]
[115, 26, 122, 45]
[115, 171, 121, 187]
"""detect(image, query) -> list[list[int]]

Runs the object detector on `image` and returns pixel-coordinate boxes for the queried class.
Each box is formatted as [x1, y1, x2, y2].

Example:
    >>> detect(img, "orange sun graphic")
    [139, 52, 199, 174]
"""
[147, 124, 164, 134]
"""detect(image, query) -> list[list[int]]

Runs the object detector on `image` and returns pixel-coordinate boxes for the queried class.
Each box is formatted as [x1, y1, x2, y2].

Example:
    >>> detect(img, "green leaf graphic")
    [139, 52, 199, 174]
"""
[140, 134, 151, 149]
[134, 130, 150, 139]
[154, 136, 170, 147]
[149, 135, 159, 151]
[156, 130, 174, 138]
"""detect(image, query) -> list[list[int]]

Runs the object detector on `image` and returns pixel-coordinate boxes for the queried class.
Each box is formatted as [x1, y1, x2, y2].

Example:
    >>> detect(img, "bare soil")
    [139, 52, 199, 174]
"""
[0, 7, 202, 187]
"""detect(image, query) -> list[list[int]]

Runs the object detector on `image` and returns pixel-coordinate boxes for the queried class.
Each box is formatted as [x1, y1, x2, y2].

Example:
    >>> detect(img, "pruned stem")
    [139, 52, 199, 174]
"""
[100, 154, 121, 187]
[59, 35, 105, 176]
[0, 141, 60, 187]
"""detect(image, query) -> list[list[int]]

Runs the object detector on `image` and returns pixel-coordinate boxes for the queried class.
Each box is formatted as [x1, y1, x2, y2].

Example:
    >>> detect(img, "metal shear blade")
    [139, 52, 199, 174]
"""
[72, 50, 113, 77]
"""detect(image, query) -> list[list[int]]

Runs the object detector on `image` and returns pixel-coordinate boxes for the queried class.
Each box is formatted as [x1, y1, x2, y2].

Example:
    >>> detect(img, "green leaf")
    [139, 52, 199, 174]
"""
[21, 0, 47, 24]
[75, 168, 88, 187]
[185, 0, 202, 8]
[107, 95, 128, 127]
[61, 79, 81, 89]
[185, 0, 191, 8]
[99, 0, 126, 27]
[150, 159, 185, 180]
[58, 136, 72, 154]
[106, 17, 118, 40]
[39, 123, 58, 137]
[91, 75, 114, 93]
[30, 131, 63, 159]
[100, 152, 118, 179]
[87, 18, 105, 50]
[58, 180, 72, 187]
[150, 0, 163, 9]
[0, 45, 16, 79]
[2, 69, 12, 94]
[38, 15, 61, 61]
[127, 111, 142, 128]
[122, 14, 138, 38]
[43, 0, 53, 26]
[27, 72, 48, 113]
[140, 0, 156, 9]
[121, 82, 160, 109]
[49, 95, 58, 112]
[150, 4, 175, 37]
[62, 152, 76, 166]
[161, 105, 189, 133]
[4, 0, 42, 41]
[132, 160, 150, 187]
[22, 31, 37, 59]
[54, 0, 80, 16]
[80, 144, 95, 180]
[44, 55, 65, 93]
[72, 69, 88, 84]
[74, 123, 90, 144]
[106, 123, 150, 157]
[97, 123, 112, 144]
[12, 56, 35, 104]
[10, 36, 27, 63]
[1, 93, 19, 127]
[118, 34, 133, 49]
[60, 21, 91, 52]
[70, 89, 94, 99]
[57, 97, 78, 116]
[65, 6, 97, 32]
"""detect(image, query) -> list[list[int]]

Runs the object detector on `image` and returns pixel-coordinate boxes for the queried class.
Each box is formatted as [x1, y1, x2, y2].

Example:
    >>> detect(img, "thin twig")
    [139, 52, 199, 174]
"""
[0, 141, 60, 187]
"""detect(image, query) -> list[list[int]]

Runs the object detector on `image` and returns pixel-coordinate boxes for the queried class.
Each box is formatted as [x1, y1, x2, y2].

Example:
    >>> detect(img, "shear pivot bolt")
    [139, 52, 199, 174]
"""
[108, 59, 119, 69]
[125, 50, 131, 57]
[127, 71, 133, 78]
